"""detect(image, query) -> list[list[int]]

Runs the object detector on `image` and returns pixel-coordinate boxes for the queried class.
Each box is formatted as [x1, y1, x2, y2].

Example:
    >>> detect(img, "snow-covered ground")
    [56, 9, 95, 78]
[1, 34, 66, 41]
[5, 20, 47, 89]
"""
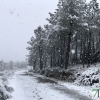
[8, 67, 100, 100]
[8, 70, 75, 100]
[60, 63, 100, 100]
[8, 62, 100, 100]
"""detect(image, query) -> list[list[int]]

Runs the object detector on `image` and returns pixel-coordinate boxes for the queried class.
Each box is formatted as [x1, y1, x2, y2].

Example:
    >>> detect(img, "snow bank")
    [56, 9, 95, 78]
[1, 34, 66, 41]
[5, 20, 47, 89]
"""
[75, 64, 100, 86]
[0, 71, 14, 100]
[61, 63, 100, 99]
[61, 82, 92, 98]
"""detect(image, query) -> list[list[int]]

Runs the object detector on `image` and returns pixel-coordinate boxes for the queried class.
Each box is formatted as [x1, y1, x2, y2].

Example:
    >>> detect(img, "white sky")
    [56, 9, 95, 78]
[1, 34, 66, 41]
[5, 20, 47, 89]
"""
[0, 0, 58, 62]
[0, 0, 100, 62]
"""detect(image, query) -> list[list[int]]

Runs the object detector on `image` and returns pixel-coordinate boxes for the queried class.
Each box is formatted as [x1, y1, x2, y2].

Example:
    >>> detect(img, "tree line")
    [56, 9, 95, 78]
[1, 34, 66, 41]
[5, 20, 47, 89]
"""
[0, 60, 27, 71]
[27, 0, 100, 71]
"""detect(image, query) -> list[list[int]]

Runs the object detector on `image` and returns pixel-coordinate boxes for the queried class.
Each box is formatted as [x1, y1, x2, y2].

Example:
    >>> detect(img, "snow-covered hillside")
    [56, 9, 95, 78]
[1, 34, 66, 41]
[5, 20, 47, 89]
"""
[74, 63, 100, 87]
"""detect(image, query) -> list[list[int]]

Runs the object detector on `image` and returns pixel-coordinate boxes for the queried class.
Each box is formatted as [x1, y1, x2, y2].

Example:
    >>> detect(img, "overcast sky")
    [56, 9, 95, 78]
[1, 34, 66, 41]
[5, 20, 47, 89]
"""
[0, 0, 100, 62]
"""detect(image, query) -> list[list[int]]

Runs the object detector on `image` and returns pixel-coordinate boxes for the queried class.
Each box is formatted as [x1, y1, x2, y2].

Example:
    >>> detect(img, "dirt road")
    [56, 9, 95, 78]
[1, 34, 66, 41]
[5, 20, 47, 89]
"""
[8, 70, 92, 100]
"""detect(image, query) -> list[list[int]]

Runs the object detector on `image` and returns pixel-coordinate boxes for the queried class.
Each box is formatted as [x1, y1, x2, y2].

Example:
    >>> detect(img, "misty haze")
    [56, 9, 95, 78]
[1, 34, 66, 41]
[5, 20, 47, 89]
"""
[0, 0, 100, 100]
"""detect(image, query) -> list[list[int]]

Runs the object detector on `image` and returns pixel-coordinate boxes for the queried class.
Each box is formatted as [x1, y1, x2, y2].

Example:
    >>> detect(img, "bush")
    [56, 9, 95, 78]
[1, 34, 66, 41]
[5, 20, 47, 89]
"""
[59, 70, 76, 81]
[0, 83, 12, 100]
[28, 70, 34, 72]
[0, 72, 14, 100]
[4, 84, 14, 93]
[44, 68, 52, 77]
[49, 68, 60, 79]
[74, 66, 100, 86]
[79, 74, 99, 86]
[40, 69, 45, 75]
[42, 67, 76, 82]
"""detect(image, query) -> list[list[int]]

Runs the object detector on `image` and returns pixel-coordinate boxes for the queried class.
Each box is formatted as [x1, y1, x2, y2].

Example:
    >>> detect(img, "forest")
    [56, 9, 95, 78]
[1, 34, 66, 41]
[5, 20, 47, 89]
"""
[1, 0, 100, 100]
[27, 0, 100, 71]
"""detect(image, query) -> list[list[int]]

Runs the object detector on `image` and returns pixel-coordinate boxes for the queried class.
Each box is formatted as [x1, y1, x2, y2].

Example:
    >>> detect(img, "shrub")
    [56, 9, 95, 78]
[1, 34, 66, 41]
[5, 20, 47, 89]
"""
[79, 74, 99, 86]
[40, 69, 45, 75]
[0, 83, 12, 100]
[59, 70, 76, 81]
[44, 68, 51, 77]
[42, 67, 76, 82]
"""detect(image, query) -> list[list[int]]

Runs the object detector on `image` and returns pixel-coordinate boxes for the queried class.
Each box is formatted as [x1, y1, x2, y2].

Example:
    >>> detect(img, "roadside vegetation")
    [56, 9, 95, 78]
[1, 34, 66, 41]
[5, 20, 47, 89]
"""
[0, 60, 27, 100]
[0, 71, 13, 100]
[27, 0, 100, 87]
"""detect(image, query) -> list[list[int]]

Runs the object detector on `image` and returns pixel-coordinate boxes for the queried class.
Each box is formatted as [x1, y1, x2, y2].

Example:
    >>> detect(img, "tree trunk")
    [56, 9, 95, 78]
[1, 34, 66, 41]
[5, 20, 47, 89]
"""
[60, 47, 63, 68]
[33, 57, 37, 70]
[53, 46, 56, 67]
[39, 46, 43, 70]
[87, 31, 92, 67]
[65, 29, 72, 69]
[75, 33, 78, 64]
[80, 32, 83, 64]
[44, 55, 48, 68]
[50, 52, 53, 68]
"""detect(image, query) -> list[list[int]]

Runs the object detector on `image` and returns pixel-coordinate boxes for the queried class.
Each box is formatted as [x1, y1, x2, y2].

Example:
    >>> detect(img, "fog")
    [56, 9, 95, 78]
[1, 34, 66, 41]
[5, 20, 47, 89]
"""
[0, 0, 99, 62]
[0, 0, 58, 62]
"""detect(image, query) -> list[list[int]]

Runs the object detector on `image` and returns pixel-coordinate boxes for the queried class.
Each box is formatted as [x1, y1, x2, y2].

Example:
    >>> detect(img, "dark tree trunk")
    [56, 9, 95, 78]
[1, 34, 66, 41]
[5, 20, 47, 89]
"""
[53, 46, 56, 67]
[80, 32, 83, 64]
[60, 47, 63, 68]
[44, 55, 48, 68]
[63, 37, 66, 68]
[75, 33, 78, 64]
[65, 29, 72, 69]
[33, 57, 37, 70]
[82, 42, 85, 68]
[39, 46, 43, 70]
[87, 31, 92, 67]
[92, 36, 95, 55]
[50, 52, 53, 68]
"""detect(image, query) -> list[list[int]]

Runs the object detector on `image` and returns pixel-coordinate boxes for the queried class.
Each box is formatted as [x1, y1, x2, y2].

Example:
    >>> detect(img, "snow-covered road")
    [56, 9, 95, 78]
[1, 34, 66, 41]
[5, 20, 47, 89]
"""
[8, 70, 75, 100]
[8, 70, 92, 100]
